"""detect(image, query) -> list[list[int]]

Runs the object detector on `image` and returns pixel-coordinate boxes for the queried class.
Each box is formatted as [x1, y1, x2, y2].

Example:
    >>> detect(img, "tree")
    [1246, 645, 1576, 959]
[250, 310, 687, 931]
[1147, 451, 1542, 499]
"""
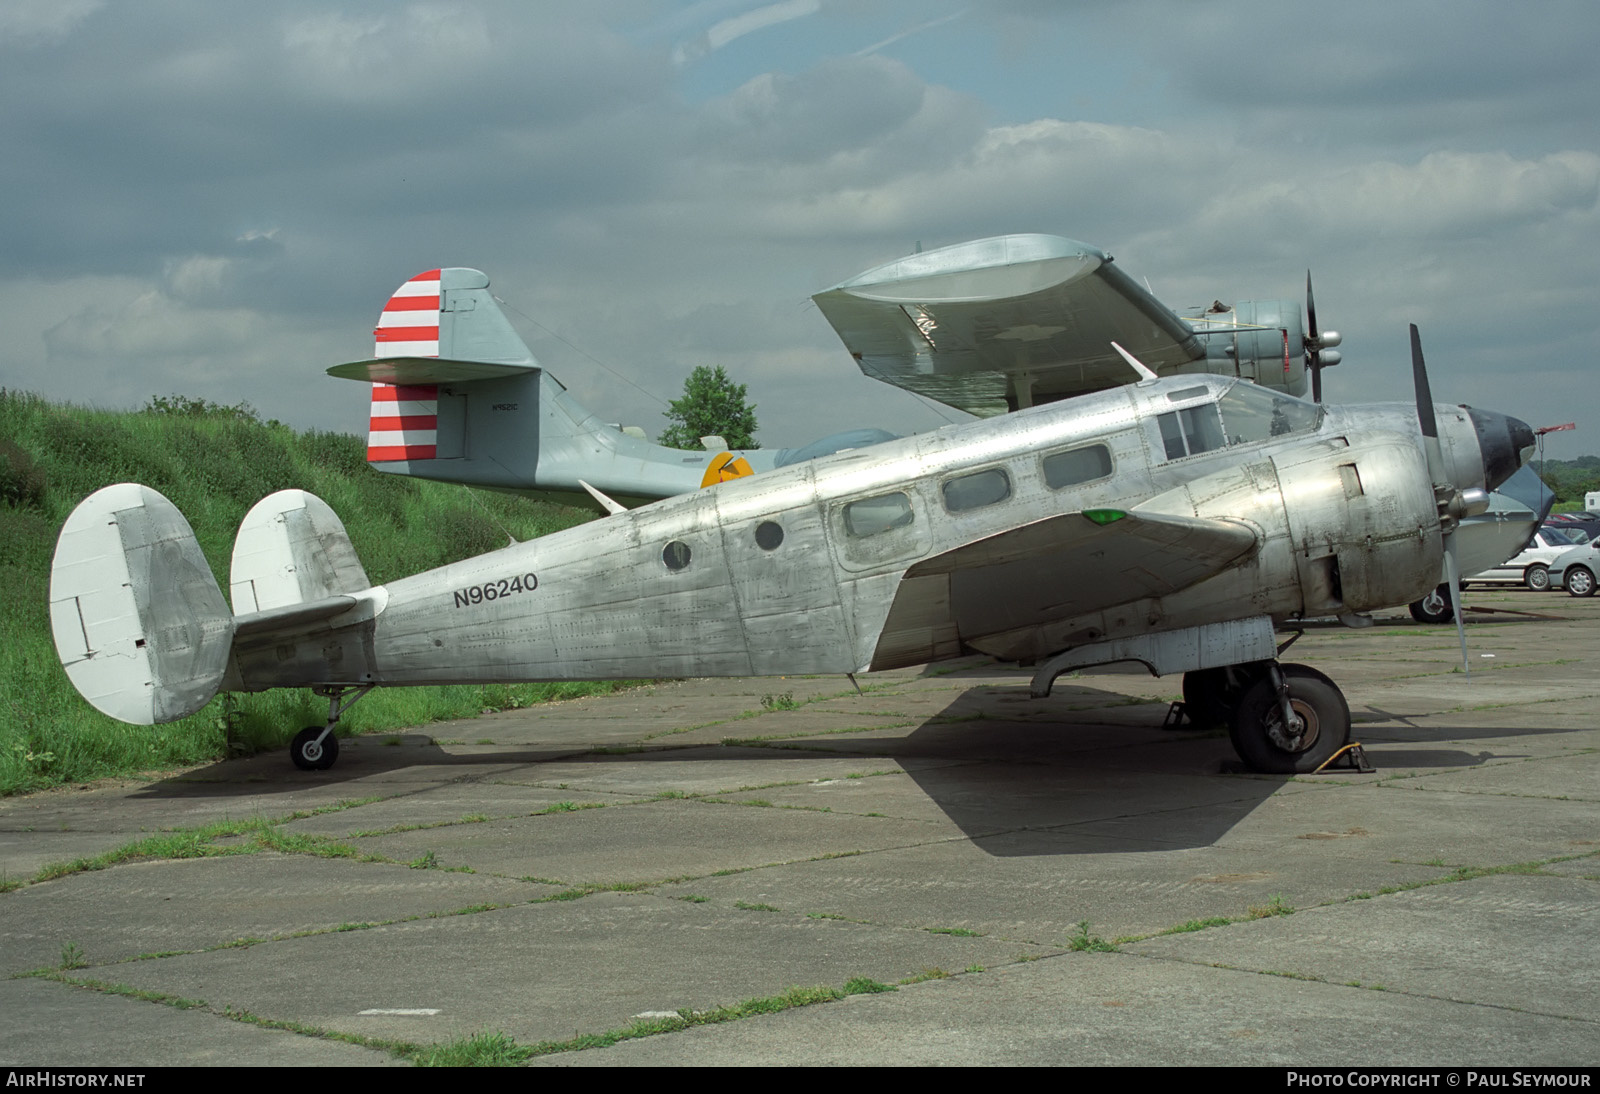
[658, 365, 758, 451]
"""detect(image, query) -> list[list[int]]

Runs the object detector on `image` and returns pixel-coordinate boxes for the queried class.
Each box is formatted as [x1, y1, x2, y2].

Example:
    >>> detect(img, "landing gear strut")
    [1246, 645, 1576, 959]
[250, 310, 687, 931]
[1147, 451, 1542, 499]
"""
[1182, 662, 1352, 773]
[289, 685, 374, 772]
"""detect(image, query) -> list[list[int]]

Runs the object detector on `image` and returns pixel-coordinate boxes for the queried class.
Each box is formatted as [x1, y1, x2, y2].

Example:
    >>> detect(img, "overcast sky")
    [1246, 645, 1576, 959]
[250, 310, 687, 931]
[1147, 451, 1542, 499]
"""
[3, 0, 1596, 458]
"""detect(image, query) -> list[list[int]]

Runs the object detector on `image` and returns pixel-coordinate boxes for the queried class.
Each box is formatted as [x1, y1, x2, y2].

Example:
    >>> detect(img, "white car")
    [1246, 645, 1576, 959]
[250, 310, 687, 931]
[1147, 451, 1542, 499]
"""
[1466, 525, 1589, 591]
[1549, 544, 1599, 598]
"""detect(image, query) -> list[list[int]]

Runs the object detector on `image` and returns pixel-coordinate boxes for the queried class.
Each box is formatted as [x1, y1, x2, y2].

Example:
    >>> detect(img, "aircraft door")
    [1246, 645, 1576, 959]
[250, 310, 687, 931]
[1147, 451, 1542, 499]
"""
[714, 468, 854, 676]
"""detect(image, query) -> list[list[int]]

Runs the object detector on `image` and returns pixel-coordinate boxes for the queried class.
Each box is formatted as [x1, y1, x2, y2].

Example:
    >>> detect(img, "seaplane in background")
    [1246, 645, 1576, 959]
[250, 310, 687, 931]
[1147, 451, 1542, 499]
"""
[323, 235, 1342, 511]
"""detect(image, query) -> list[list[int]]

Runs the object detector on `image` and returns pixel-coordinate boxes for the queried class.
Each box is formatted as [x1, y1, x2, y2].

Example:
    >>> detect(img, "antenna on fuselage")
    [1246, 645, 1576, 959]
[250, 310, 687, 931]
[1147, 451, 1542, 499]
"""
[1110, 342, 1159, 383]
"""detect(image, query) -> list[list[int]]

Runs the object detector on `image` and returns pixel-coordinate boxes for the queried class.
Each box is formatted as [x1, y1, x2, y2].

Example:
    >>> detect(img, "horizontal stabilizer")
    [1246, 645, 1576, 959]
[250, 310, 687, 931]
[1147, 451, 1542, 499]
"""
[326, 357, 536, 385]
[49, 484, 233, 724]
[231, 490, 371, 614]
[234, 595, 359, 639]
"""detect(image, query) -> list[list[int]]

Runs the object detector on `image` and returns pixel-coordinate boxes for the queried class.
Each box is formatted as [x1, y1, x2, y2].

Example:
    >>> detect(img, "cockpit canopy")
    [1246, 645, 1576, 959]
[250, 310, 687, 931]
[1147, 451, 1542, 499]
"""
[1157, 381, 1322, 461]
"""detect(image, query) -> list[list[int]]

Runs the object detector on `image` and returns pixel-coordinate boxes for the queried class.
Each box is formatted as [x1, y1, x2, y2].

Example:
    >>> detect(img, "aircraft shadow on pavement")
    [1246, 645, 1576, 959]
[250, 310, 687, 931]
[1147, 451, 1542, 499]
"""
[127, 679, 1566, 855]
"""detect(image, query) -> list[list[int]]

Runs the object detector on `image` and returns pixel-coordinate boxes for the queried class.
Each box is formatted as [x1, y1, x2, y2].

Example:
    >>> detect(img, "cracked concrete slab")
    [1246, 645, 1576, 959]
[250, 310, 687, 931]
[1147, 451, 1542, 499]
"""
[2, 595, 1597, 1066]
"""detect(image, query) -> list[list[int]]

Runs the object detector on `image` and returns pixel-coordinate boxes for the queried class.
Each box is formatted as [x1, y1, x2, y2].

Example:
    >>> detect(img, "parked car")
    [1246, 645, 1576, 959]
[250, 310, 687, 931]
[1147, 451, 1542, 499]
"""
[1549, 544, 1599, 598]
[1464, 524, 1589, 591]
[1545, 513, 1600, 542]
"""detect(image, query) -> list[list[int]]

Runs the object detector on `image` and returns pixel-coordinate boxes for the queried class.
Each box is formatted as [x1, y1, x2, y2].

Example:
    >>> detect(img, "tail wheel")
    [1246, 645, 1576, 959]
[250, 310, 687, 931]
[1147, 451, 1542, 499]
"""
[291, 727, 340, 771]
[1567, 566, 1596, 598]
[1229, 664, 1351, 774]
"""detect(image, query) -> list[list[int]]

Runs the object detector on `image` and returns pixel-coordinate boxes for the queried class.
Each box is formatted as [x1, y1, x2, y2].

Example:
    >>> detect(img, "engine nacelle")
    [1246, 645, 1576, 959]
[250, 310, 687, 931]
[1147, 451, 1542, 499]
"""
[1182, 298, 1309, 397]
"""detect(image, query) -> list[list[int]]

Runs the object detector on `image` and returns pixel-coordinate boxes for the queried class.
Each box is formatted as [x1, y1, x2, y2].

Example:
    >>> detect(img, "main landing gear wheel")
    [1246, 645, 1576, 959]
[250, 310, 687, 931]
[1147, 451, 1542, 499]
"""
[1229, 663, 1351, 774]
[1408, 584, 1454, 624]
[291, 726, 339, 771]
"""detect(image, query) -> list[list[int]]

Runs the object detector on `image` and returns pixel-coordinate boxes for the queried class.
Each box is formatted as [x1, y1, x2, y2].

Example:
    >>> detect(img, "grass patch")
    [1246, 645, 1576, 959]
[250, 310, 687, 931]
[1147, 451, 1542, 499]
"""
[842, 977, 896, 994]
[412, 1030, 531, 1067]
[1159, 916, 1233, 935]
[0, 389, 649, 796]
[1068, 920, 1118, 952]
[414, 981, 880, 1063]
[1247, 894, 1294, 919]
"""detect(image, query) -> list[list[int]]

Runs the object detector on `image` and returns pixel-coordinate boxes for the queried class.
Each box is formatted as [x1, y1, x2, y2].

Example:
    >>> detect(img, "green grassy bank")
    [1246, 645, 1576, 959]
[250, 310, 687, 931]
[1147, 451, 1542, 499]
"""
[1, 390, 623, 795]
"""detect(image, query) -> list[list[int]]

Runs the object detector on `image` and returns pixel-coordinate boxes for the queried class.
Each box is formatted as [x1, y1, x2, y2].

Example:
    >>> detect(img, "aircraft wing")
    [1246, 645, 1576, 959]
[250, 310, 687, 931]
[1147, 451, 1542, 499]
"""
[812, 235, 1206, 417]
[871, 508, 1259, 669]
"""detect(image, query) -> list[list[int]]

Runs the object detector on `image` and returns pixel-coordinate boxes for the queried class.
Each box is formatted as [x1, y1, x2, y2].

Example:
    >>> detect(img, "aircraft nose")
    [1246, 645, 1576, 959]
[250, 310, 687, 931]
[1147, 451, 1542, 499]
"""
[1468, 409, 1535, 491]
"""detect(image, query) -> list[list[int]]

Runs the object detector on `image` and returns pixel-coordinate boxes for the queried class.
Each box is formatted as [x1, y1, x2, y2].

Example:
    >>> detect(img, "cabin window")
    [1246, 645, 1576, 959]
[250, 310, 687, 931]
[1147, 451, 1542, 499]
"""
[941, 468, 1011, 513]
[754, 521, 784, 551]
[843, 492, 914, 538]
[1042, 444, 1113, 489]
[662, 540, 692, 571]
[1215, 381, 1322, 445]
[1158, 404, 1225, 460]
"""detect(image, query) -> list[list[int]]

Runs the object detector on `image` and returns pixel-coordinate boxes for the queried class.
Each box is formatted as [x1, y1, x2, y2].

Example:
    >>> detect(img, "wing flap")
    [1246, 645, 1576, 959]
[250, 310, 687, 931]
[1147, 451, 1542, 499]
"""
[871, 509, 1258, 669]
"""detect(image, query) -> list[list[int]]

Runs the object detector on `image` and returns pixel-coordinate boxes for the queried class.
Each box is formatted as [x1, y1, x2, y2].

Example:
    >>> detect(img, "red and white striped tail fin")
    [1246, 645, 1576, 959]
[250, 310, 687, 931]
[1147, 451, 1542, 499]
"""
[367, 383, 438, 462]
[373, 268, 442, 357]
[368, 269, 442, 461]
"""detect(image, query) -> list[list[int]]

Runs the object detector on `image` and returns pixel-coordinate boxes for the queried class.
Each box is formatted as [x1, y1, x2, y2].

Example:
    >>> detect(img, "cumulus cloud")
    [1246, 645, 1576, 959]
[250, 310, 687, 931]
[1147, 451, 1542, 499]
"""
[0, 0, 102, 47]
[3, 1, 1598, 445]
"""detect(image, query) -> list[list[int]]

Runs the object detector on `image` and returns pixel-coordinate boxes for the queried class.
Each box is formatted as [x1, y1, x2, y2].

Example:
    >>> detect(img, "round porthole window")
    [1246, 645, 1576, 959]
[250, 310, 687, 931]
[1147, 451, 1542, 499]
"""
[754, 520, 784, 551]
[663, 540, 692, 571]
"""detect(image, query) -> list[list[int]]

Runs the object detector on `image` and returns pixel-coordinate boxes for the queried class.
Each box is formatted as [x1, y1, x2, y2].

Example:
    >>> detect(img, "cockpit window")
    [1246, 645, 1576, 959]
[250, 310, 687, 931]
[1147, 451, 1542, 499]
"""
[1158, 384, 1322, 461]
[1216, 382, 1322, 445]
[1158, 404, 1226, 459]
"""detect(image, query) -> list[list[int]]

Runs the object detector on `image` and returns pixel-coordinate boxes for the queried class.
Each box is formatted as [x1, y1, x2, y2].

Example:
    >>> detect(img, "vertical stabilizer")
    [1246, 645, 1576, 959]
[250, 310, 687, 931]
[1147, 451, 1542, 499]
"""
[49, 484, 234, 724]
[364, 267, 538, 462]
[329, 267, 792, 506]
[231, 490, 371, 614]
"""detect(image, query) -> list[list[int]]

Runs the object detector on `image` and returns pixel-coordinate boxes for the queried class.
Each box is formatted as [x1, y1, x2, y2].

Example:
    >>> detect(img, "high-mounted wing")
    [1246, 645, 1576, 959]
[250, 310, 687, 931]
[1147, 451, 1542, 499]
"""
[870, 508, 1260, 669]
[813, 234, 1310, 415]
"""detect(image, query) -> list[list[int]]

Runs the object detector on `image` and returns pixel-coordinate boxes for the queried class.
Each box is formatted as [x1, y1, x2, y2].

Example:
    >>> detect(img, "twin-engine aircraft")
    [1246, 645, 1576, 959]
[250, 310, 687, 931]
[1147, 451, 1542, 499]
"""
[324, 235, 1340, 511]
[49, 239, 1532, 775]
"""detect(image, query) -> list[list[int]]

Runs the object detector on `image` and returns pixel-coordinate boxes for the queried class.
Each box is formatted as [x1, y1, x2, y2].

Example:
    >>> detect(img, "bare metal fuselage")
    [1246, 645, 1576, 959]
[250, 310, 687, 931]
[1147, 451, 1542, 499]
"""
[229, 376, 1479, 695]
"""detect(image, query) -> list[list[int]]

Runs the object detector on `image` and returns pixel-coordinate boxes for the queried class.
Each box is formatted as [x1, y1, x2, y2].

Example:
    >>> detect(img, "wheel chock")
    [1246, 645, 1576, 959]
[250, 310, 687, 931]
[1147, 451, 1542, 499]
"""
[1314, 743, 1374, 774]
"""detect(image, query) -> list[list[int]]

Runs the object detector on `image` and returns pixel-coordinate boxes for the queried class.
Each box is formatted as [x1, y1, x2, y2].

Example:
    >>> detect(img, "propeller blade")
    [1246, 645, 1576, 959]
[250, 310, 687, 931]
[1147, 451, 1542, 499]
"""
[1412, 323, 1471, 677]
[1411, 324, 1438, 439]
[1442, 534, 1470, 679]
[1307, 271, 1323, 403]
[1411, 323, 1447, 482]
